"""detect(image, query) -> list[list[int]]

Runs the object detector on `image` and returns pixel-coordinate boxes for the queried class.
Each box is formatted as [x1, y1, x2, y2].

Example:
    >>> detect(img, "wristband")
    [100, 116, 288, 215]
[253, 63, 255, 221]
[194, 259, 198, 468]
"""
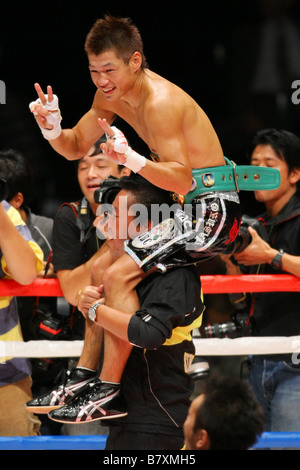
[109, 126, 146, 173]
[29, 94, 62, 140]
[124, 147, 146, 173]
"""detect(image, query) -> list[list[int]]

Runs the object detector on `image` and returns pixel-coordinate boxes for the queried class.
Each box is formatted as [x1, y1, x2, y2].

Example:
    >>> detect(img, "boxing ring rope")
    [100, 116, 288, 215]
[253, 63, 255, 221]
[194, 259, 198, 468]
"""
[2, 275, 300, 358]
[1, 275, 300, 450]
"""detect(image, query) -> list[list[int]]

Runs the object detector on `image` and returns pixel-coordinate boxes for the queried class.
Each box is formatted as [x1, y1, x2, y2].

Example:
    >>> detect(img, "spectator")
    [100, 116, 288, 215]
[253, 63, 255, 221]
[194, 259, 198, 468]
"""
[0, 187, 43, 436]
[0, 148, 59, 434]
[224, 128, 300, 431]
[0, 148, 55, 337]
[183, 375, 265, 450]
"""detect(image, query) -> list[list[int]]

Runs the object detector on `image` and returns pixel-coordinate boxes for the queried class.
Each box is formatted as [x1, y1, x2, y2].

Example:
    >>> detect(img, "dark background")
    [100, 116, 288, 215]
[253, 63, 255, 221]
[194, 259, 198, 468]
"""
[1, 0, 300, 218]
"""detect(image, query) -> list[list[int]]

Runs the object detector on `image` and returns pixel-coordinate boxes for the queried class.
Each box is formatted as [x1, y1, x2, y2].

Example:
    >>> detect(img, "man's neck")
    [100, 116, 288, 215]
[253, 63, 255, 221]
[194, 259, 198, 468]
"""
[266, 188, 297, 217]
[121, 69, 149, 109]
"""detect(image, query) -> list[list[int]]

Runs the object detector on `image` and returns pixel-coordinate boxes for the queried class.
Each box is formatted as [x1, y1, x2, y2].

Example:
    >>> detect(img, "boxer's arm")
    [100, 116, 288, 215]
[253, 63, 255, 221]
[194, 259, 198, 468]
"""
[139, 157, 192, 196]
[99, 118, 193, 196]
[30, 84, 115, 160]
[141, 101, 193, 195]
[59, 107, 111, 160]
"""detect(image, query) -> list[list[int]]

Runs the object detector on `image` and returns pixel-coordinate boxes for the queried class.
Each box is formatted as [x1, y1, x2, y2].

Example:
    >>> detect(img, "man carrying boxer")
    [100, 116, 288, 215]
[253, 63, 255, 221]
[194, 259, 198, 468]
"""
[29, 15, 279, 411]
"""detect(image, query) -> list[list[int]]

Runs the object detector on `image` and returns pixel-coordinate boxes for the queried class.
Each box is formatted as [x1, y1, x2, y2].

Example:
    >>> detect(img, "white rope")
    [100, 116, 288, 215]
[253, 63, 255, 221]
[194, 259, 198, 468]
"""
[194, 336, 300, 356]
[1, 336, 300, 359]
[0, 340, 83, 359]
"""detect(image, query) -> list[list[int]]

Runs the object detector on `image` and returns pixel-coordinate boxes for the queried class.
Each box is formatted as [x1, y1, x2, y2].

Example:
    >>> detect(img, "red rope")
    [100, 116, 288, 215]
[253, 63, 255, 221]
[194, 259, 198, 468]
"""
[0, 274, 299, 296]
[201, 274, 300, 294]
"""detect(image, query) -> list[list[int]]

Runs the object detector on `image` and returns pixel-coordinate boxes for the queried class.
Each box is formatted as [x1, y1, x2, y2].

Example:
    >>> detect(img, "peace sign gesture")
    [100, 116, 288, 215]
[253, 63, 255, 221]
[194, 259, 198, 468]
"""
[98, 118, 127, 164]
[29, 83, 62, 140]
[29, 83, 55, 129]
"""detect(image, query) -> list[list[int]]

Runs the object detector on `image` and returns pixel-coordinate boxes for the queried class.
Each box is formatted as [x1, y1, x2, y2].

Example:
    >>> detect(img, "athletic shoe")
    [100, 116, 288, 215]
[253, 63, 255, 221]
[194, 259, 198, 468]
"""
[25, 367, 97, 414]
[48, 379, 128, 424]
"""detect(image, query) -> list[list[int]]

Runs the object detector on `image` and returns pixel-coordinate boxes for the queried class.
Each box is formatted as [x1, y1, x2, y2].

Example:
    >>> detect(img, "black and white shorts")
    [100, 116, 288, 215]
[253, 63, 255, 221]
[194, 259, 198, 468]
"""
[124, 191, 241, 272]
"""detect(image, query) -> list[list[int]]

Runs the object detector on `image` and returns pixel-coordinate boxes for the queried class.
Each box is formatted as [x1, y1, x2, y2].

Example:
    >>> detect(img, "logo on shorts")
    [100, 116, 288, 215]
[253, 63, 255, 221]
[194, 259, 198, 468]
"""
[132, 218, 174, 248]
[225, 217, 241, 245]
[202, 172, 215, 187]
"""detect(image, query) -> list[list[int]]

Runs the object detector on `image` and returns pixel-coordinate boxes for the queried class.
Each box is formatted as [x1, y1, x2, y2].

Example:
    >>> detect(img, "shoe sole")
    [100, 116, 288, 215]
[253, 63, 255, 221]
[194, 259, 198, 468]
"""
[26, 404, 63, 414]
[48, 410, 128, 424]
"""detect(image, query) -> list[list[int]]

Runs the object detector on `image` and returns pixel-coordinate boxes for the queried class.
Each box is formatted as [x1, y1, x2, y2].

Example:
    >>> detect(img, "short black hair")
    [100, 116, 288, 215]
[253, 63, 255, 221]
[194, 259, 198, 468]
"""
[194, 375, 265, 450]
[85, 15, 148, 68]
[0, 149, 33, 205]
[119, 173, 181, 223]
[248, 128, 300, 194]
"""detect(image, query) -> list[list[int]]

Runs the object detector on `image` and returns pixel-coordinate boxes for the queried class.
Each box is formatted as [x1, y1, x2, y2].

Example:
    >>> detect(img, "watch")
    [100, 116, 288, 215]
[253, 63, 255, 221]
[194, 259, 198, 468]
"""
[88, 301, 102, 321]
[271, 249, 284, 270]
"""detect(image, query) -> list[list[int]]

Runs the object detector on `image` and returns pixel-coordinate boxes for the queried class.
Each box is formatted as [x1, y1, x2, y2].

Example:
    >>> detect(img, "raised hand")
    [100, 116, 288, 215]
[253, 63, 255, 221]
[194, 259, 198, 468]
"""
[98, 118, 146, 173]
[29, 83, 62, 140]
[29, 83, 55, 129]
[98, 118, 126, 164]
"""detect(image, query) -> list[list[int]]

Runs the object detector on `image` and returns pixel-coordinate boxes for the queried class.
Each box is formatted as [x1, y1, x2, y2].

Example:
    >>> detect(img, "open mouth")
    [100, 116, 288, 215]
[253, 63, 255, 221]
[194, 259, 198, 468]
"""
[87, 183, 100, 191]
[102, 86, 115, 96]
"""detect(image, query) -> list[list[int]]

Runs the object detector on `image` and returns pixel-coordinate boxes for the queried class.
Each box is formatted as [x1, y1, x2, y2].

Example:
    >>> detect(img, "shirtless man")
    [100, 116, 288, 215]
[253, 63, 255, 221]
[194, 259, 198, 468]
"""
[29, 16, 278, 419]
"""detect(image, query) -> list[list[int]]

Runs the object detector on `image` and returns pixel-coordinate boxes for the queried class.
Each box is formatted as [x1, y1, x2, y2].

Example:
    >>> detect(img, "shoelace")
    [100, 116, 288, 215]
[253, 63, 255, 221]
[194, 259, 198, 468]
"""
[53, 368, 72, 393]
[66, 379, 102, 405]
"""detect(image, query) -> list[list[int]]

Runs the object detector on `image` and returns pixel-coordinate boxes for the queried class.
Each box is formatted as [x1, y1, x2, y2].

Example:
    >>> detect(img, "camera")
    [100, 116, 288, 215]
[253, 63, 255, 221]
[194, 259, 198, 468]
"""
[94, 176, 121, 205]
[31, 308, 70, 341]
[204, 311, 252, 339]
[230, 215, 268, 254]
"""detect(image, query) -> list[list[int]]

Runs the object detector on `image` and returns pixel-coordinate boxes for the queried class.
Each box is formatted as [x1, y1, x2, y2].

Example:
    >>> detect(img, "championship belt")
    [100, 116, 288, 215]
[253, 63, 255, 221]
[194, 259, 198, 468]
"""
[184, 158, 280, 204]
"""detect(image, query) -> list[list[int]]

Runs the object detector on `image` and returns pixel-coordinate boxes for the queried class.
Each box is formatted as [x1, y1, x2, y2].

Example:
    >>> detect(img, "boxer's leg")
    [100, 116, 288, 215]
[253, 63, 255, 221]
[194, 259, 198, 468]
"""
[76, 250, 115, 371]
[100, 254, 146, 382]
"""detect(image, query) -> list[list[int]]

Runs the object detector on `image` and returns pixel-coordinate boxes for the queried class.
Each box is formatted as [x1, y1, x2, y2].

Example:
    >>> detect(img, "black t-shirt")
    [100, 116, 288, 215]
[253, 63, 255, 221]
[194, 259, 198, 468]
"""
[53, 201, 100, 272]
[111, 265, 204, 437]
[250, 194, 300, 338]
[52, 201, 103, 339]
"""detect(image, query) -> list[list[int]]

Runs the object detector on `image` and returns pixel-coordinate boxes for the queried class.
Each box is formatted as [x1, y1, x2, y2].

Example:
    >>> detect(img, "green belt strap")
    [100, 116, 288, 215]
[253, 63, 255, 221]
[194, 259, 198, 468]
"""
[184, 157, 280, 204]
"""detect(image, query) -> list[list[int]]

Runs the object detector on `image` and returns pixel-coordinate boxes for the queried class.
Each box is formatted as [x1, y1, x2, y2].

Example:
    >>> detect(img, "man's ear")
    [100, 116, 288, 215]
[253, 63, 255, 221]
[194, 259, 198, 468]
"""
[289, 168, 300, 185]
[194, 429, 210, 450]
[9, 192, 24, 209]
[130, 51, 142, 72]
[120, 167, 131, 177]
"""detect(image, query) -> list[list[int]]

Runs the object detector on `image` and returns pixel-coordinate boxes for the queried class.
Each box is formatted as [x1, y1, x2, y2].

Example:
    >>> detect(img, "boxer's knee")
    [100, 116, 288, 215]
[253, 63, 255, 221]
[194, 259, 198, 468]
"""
[91, 256, 104, 285]
[102, 261, 123, 296]
[102, 254, 144, 296]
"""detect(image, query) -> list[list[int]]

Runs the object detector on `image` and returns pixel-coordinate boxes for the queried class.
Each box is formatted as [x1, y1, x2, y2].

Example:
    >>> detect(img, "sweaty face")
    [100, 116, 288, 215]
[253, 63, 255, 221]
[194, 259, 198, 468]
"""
[88, 50, 135, 101]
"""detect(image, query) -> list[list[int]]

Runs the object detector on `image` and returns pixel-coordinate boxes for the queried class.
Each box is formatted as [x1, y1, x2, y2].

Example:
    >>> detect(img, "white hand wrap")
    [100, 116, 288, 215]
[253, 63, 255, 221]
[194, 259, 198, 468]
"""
[109, 126, 146, 173]
[29, 94, 62, 140]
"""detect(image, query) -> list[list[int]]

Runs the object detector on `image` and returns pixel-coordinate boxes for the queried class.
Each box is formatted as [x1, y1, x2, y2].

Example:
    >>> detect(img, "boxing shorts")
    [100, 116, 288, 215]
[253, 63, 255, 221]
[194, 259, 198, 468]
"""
[124, 158, 280, 272]
[124, 190, 241, 272]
